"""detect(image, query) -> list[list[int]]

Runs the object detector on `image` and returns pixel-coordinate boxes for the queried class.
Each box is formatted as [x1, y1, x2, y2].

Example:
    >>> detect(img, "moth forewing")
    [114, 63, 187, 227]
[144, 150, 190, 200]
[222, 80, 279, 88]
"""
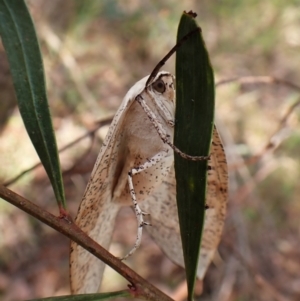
[70, 76, 149, 293]
[70, 72, 176, 293]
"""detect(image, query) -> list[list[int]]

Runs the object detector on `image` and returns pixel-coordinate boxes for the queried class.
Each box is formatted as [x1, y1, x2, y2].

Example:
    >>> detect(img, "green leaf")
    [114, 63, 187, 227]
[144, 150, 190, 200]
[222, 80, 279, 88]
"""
[28, 290, 132, 301]
[0, 0, 66, 209]
[175, 12, 215, 300]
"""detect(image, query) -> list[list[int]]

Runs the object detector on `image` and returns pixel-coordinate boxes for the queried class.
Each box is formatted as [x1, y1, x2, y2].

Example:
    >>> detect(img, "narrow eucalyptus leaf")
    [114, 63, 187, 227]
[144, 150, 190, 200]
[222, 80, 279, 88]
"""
[0, 0, 66, 209]
[175, 12, 215, 300]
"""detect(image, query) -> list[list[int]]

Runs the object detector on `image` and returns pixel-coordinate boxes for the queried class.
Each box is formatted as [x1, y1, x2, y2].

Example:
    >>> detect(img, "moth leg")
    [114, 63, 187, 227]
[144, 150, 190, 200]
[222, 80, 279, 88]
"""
[136, 95, 210, 161]
[121, 149, 170, 261]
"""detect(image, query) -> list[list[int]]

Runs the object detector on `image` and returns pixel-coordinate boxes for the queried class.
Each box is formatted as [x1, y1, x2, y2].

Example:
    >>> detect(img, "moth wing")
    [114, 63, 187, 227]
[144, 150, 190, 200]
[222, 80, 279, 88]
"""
[140, 126, 228, 278]
[70, 76, 149, 294]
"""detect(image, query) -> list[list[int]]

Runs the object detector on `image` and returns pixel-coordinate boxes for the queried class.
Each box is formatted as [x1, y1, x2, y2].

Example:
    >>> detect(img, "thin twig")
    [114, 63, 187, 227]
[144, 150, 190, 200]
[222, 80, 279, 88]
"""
[216, 76, 300, 170]
[3, 116, 113, 187]
[216, 75, 300, 92]
[0, 184, 174, 301]
[146, 25, 201, 87]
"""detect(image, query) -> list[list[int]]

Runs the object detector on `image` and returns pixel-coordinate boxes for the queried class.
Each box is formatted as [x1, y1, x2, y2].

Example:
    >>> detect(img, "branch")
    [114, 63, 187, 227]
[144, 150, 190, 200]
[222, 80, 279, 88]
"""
[0, 185, 174, 301]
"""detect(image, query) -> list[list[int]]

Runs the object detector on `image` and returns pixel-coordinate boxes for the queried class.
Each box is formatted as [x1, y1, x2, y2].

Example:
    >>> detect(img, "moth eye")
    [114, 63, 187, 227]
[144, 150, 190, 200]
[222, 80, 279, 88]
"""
[152, 79, 166, 93]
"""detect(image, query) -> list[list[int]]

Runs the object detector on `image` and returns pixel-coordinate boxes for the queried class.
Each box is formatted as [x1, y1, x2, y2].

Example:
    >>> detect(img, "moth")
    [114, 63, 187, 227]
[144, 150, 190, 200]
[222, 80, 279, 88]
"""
[69, 70, 228, 294]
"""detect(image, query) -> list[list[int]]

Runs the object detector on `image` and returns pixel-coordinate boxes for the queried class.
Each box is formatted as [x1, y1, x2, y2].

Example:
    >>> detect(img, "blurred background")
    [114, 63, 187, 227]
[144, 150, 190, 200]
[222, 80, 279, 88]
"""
[0, 0, 300, 300]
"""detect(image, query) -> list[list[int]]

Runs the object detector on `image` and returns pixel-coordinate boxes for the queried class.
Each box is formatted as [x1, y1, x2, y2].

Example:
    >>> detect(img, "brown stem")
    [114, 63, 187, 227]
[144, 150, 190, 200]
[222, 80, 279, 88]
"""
[0, 185, 174, 301]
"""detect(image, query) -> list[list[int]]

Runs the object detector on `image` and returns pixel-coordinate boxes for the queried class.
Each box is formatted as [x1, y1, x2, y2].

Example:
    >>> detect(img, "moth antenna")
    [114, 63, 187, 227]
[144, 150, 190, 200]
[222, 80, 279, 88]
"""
[146, 26, 201, 87]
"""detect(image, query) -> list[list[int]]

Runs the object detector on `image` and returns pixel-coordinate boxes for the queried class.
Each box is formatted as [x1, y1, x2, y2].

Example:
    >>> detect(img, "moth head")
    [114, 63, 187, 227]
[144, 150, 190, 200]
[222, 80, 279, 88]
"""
[150, 73, 175, 103]
[145, 72, 175, 123]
